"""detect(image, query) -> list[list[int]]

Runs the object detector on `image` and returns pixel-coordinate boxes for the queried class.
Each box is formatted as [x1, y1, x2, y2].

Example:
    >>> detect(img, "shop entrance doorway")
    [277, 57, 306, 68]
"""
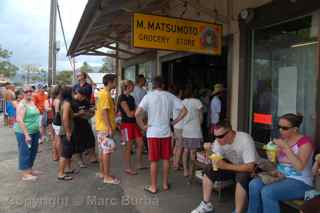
[162, 47, 228, 141]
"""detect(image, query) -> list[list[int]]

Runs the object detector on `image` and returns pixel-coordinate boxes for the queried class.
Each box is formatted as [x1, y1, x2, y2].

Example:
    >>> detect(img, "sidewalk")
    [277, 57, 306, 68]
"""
[0, 125, 234, 213]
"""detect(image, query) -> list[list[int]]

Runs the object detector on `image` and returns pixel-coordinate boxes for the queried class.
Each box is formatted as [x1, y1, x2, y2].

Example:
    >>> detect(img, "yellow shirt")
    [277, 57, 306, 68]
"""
[95, 88, 116, 131]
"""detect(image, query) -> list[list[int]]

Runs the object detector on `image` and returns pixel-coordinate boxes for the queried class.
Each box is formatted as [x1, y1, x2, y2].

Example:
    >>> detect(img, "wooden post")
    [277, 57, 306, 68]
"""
[116, 42, 120, 95]
[48, 0, 57, 86]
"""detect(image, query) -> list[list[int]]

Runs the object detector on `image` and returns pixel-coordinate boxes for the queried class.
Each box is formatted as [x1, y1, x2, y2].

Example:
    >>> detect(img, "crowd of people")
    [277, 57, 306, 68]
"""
[1, 72, 319, 213]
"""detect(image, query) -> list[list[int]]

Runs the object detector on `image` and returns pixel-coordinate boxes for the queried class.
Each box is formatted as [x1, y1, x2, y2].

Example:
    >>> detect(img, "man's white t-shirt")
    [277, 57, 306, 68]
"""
[210, 96, 221, 125]
[182, 98, 203, 139]
[211, 131, 259, 164]
[132, 85, 147, 106]
[139, 90, 183, 138]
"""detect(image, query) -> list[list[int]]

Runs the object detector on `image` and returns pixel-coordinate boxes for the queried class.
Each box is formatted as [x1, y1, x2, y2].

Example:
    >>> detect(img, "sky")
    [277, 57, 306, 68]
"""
[0, 0, 104, 72]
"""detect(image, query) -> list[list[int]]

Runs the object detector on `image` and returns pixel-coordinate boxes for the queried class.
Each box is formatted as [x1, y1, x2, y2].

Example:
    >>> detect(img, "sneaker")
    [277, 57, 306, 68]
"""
[191, 201, 214, 213]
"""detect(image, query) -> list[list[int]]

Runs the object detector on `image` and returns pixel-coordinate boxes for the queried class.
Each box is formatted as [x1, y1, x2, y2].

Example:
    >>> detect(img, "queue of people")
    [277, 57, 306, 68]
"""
[4, 72, 320, 213]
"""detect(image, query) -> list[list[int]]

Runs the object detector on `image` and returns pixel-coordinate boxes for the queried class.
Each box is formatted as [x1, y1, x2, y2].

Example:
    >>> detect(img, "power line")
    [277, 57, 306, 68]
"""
[56, 0, 75, 72]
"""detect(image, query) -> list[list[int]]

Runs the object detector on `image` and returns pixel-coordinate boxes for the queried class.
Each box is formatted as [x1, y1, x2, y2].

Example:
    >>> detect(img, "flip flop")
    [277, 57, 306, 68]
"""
[163, 183, 171, 192]
[125, 170, 138, 176]
[103, 178, 120, 185]
[144, 185, 158, 194]
[31, 170, 43, 176]
[22, 175, 37, 181]
[137, 166, 149, 170]
[57, 175, 73, 181]
[79, 163, 87, 168]
[65, 169, 80, 175]
[95, 173, 104, 179]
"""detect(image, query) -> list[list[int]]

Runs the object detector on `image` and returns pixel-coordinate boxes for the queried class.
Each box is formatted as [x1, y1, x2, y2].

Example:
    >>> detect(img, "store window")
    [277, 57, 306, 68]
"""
[124, 65, 136, 82]
[138, 61, 155, 90]
[250, 14, 319, 143]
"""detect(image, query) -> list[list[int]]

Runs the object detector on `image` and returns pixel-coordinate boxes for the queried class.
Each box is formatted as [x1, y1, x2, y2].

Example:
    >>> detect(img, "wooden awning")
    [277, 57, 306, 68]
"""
[68, 0, 173, 60]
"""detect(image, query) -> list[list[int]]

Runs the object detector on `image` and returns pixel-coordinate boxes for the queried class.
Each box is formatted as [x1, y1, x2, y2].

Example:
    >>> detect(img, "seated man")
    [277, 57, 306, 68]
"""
[191, 120, 259, 213]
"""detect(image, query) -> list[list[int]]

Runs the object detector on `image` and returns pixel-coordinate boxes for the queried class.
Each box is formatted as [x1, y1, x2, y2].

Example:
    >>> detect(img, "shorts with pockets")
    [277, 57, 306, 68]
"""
[147, 137, 172, 161]
[120, 123, 142, 144]
[96, 131, 116, 155]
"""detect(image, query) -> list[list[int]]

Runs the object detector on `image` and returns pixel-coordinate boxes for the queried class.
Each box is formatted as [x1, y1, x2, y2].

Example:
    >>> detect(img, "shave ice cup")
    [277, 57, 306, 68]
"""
[263, 141, 278, 163]
[209, 153, 223, 171]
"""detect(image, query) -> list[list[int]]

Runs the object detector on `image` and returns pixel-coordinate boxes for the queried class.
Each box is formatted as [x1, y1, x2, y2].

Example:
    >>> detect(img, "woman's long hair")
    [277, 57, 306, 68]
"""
[60, 86, 73, 102]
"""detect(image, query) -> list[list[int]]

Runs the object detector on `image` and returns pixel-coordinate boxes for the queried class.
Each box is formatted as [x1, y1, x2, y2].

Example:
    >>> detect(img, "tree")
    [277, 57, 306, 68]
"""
[80, 61, 93, 73]
[56, 70, 73, 85]
[0, 45, 18, 78]
[99, 57, 115, 73]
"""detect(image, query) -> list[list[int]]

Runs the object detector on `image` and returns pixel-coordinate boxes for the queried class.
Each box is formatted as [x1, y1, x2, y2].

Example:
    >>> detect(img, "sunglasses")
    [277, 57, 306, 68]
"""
[214, 130, 230, 139]
[23, 90, 33, 94]
[277, 125, 293, 131]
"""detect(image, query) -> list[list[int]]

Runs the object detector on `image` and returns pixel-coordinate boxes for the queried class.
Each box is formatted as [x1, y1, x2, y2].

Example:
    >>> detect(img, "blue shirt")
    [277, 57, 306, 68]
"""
[73, 82, 92, 100]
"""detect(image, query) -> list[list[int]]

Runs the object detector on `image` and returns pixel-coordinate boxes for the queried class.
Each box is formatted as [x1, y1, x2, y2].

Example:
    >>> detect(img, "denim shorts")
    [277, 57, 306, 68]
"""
[15, 132, 40, 170]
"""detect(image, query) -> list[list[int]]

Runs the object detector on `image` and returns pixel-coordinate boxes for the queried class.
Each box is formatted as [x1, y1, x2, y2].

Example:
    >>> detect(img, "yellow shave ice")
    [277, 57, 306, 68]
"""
[263, 142, 278, 163]
[209, 153, 223, 171]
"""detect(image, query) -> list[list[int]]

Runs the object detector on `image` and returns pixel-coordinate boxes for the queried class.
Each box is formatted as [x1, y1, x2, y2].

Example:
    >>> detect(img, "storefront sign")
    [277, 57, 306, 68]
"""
[253, 113, 273, 125]
[132, 13, 222, 55]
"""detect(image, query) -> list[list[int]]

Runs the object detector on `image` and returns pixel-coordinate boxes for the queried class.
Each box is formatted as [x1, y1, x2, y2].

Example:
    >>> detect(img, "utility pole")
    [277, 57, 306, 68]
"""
[48, 0, 57, 86]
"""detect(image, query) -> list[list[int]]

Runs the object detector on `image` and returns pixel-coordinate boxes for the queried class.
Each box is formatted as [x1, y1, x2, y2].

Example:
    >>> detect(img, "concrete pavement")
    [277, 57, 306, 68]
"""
[0, 124, 234, 213]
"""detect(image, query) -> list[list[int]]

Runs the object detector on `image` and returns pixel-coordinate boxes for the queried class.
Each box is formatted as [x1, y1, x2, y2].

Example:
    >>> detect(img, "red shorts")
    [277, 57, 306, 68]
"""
[120, 123, 142, 143]
[148, 137, 172, 161]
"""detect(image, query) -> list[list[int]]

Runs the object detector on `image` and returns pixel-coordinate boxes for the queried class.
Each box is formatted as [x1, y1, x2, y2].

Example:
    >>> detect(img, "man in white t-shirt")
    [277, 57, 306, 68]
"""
[135, 76, 187, 194]
[191, 120, 259, 213]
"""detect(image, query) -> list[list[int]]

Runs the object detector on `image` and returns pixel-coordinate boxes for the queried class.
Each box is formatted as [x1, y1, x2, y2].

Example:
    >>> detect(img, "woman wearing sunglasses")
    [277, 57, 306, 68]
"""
[14, 86, 41, 181]
[248, 113, 314, 213]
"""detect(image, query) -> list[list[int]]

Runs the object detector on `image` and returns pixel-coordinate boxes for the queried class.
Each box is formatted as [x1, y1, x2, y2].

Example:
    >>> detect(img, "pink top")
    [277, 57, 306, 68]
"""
[277, 136, 314, 186]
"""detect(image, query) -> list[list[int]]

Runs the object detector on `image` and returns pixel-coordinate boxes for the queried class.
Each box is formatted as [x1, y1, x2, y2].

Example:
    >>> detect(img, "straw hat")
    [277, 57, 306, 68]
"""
[212, 84, 225, 95]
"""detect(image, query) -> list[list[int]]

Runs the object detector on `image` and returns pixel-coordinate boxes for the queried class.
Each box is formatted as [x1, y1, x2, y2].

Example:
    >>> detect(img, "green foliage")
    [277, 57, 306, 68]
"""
[0, 45, 18, 78]
[80, 61, 93, 73]
[56, 70, 73, 85]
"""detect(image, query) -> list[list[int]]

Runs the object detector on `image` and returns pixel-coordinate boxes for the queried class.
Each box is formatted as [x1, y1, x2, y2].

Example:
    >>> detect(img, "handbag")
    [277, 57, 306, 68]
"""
[53, 112, 61, 126]
[257, 171, 285, 185]
[255, 159, 285, 184]
[53, 102, 62, 126]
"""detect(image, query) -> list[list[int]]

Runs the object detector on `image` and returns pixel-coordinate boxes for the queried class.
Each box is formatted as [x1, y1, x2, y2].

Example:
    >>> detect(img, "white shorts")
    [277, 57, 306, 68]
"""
[52, 124, 61, 136]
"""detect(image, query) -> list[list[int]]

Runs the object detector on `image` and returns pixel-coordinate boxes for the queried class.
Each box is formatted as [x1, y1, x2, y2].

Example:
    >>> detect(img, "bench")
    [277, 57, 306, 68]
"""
[281, 176, 320, 211]
[282, 200, 304, 211]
